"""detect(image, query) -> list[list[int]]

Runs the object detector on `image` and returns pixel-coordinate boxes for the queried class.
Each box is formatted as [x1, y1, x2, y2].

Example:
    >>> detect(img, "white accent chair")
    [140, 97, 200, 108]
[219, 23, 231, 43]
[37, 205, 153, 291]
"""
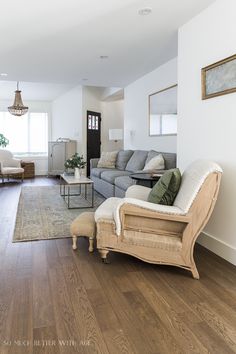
[0, 149, 24, 183]
[95, 160, 222, 279]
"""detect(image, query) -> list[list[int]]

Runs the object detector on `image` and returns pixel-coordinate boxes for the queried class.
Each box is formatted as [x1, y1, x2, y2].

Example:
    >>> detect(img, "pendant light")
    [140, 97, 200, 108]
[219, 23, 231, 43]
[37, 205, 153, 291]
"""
[8, 82, 28, 116]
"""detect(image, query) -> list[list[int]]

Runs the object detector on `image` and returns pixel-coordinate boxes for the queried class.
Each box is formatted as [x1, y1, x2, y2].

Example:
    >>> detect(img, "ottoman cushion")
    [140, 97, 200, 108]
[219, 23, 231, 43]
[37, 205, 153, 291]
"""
[70, 212, 96, 238]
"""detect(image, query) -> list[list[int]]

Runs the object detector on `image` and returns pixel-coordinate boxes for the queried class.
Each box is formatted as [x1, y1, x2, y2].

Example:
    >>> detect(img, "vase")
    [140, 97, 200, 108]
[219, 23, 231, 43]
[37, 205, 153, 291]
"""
[75, 167, 83, 179]
[75, 167, 81, 179]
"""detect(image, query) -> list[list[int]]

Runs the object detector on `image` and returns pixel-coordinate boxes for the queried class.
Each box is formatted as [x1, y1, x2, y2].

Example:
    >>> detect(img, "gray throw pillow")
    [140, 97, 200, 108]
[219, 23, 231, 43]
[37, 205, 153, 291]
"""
[125, 150, 148, 172]
[148, 168, 181, 205]
[116, 150, 133, 170]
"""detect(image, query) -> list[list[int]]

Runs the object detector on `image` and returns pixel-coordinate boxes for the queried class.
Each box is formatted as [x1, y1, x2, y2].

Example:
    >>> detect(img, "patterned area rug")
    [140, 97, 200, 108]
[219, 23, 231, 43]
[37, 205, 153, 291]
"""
[13, 185, 105, 242]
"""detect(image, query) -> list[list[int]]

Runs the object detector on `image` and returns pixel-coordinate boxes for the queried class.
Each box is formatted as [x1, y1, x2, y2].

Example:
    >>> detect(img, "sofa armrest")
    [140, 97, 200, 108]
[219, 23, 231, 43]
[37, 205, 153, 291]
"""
[11, 158, 21, 168]
[90, 158, 99, 170]
[1, 158, 21, 168]
[125, 185, 151, 201]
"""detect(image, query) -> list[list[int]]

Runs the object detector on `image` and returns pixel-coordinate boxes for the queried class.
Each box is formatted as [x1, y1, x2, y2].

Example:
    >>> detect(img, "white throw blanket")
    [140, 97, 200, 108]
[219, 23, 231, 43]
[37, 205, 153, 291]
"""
[95, 160, 223, 236]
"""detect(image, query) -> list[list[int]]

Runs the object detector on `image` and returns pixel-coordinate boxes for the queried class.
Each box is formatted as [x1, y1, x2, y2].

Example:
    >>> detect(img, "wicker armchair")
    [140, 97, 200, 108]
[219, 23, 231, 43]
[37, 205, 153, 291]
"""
[95, 160, 222, 279]
[0, 149, 24, 183]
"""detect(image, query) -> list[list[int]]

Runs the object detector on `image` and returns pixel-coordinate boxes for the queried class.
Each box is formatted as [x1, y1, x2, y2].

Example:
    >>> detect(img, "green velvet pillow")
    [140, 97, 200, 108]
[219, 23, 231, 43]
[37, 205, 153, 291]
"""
[148, 168, 181, 205]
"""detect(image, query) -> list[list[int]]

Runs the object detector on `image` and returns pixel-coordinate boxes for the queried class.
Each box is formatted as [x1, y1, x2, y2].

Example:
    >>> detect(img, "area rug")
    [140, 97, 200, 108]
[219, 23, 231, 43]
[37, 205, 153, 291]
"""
[13, 186, 105, 242]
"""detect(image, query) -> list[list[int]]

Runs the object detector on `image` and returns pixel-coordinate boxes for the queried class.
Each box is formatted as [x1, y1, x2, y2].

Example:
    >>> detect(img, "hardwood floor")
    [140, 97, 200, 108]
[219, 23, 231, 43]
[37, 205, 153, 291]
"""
[0, 177, 236, 353]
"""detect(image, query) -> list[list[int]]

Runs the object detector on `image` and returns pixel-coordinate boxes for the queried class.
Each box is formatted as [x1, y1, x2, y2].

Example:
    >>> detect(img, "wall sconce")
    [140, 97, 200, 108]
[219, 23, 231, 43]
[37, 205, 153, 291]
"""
[109, 129, 123, 142]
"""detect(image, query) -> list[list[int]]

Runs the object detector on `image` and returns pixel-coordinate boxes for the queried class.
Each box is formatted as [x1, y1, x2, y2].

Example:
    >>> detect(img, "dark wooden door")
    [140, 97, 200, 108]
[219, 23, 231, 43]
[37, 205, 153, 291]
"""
[87, 110, 101, 177]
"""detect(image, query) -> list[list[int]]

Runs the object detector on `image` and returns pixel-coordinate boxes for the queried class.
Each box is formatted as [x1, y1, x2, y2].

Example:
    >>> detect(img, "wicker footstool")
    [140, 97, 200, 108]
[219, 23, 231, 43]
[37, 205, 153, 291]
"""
[70, 212, 96, 252]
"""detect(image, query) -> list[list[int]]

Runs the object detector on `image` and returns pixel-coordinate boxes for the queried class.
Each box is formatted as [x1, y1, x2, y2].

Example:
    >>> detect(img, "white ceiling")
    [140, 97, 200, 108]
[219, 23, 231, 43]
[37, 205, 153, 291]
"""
[0, 0, 215, 88]
[0, 81, 73, 101]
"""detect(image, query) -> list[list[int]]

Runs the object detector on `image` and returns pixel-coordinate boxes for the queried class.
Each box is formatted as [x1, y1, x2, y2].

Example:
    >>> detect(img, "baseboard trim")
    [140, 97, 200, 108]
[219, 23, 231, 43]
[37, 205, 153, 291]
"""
[35, 170, 48, 176]
[197, 232, 236, 266]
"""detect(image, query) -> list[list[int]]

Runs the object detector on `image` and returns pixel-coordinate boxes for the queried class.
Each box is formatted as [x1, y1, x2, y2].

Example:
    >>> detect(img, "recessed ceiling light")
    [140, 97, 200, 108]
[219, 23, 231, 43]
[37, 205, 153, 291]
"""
[0, 73, 8, 77]
[100, 55, 109, 59]
[138, 7, 152, 16]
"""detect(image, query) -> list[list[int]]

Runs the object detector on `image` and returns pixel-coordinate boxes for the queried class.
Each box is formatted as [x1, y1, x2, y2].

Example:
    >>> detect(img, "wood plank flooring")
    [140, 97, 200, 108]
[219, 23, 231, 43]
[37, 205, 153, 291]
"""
[0, 177, 236, 354]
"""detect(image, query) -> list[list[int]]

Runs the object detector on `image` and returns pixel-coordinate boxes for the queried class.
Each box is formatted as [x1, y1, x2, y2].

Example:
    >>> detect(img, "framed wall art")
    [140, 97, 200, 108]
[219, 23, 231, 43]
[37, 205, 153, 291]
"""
[202, 54, 236, 100]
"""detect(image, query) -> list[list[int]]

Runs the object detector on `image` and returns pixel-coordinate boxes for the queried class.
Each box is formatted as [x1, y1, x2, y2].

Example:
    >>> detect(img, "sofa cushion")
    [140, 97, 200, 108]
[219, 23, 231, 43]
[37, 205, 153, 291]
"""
[125, 150, 148, 172]
[114, 176, 136, 191]
[101, 170, 131, 184]
[146, 150, 176, 170]
[97, 151, 118, 168]
[148, 168, 182, 205]
[116, 150, 133, 170]
[91, 168, 112, 178]
[162, 153, 177, 170]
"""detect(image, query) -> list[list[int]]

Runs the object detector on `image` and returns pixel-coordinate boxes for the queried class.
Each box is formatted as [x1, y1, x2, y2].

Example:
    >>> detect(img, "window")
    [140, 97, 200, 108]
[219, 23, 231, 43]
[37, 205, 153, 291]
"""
[0, 112, 48, 156]
[150, 114, 177, 135]
[162, 114, 177, 134]
[88, 114, 99, 130]
[149, 85, 177, 136]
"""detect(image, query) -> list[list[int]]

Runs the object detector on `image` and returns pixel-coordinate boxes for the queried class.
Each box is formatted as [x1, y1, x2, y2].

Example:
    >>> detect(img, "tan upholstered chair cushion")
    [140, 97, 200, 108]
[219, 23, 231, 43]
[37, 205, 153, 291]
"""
[123, 231, 182, 252]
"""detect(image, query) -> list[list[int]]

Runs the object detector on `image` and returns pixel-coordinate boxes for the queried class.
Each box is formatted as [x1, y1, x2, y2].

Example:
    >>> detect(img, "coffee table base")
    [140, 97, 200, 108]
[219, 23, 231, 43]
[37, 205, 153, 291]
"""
[60, 183, 94, 209]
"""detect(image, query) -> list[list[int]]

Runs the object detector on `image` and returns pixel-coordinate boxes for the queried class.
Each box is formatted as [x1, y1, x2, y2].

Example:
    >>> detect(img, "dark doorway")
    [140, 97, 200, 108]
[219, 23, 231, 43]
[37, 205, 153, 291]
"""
[87, 110, 101, 177]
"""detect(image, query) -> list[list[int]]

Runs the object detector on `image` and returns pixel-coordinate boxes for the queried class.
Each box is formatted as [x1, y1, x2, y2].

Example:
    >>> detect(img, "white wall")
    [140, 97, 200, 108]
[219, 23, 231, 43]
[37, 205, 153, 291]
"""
[52, 86, 124, 175]
[124, 58, 177, 152]
[82, 86, 103, 159]
[0, 99, 51, 175]
[82, 87, 124, 155]
[101, 100, 124, 152]
[178, 0, 236, 264]
[52, 85, 83, 153]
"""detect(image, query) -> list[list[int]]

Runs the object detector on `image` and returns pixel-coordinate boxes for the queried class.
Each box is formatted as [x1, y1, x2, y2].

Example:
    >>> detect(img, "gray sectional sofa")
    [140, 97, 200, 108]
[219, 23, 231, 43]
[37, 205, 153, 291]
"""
[90, 150, 176, 198]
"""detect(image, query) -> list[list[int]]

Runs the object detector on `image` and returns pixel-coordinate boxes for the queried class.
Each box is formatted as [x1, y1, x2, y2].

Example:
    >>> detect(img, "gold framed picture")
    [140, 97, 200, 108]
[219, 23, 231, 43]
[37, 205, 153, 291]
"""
[202, 54, 236, 100]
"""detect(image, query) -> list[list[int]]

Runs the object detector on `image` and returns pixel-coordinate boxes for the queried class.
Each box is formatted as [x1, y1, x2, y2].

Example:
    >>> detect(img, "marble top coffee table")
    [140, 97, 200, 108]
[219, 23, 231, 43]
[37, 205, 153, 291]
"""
[60, 174, 94, 209]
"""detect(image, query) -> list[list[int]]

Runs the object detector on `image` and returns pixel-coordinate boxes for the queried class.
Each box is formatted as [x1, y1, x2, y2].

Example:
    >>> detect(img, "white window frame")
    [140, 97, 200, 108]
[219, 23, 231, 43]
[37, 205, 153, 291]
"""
[0, 109, 51, 158]
[149, 113, 177, 136]
[149, 84, 177, 137]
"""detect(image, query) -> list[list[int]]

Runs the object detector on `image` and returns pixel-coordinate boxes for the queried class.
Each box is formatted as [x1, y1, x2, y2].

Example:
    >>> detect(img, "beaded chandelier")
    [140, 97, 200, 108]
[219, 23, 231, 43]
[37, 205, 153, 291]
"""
[8, 82, 28, 116]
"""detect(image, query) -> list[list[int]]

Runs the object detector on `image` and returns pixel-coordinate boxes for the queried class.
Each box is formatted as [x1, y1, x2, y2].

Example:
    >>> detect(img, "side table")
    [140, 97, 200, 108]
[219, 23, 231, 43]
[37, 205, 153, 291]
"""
[21, 161, 35, 179]
[130, 172, 163, 188]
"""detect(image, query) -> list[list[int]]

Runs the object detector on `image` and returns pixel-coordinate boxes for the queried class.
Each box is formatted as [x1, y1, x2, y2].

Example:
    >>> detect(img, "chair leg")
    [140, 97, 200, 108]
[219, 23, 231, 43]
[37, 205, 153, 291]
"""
[1, 175, 4, 184]
[22, 173, 24, 183]
[99, 249, 109, 263]
[190, 263, 200, 279]
[89, 237, 94, 252]
[72, 235, 77, 250]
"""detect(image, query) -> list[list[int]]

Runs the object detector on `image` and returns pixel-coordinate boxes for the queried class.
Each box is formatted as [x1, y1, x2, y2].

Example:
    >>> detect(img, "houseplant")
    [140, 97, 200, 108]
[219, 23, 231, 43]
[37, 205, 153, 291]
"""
[0, 134, 9, 148]
[64, 153, 86, 177]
